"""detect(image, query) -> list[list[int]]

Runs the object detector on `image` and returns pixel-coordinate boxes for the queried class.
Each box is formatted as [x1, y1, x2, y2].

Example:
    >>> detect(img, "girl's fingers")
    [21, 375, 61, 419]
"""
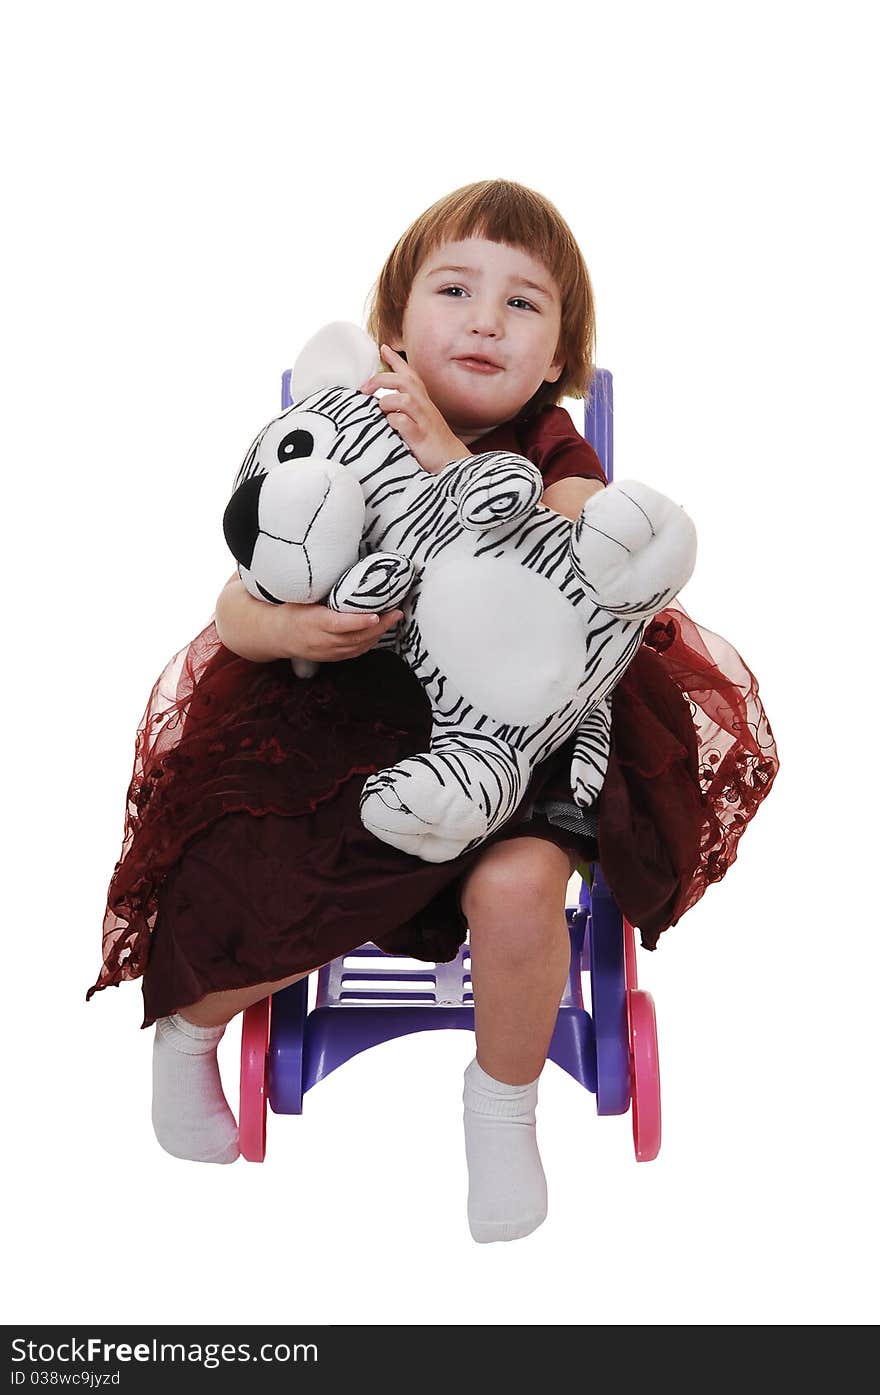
[328, 609, 404, 634]
[354, 613, 404, 649]
[376, 389, 414, 412]
[380, 402, 416, 433]
[381, 345, 408, 369]
[361, 371, 406, 393]
[378, 394, 418, 429]
[361, 347, 422, 395]
[328, 611, 382, 632]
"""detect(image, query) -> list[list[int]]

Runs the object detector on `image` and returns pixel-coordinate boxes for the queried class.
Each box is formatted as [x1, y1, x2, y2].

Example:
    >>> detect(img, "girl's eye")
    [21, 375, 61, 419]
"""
[439, 286, 537, 311]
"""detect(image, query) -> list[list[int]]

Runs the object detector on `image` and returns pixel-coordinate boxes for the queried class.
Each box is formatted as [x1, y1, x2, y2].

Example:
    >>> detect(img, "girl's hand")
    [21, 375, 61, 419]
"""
[215, 574, 404, 664]
[284, 602, 406, 663]
[360, 344, 471, 474]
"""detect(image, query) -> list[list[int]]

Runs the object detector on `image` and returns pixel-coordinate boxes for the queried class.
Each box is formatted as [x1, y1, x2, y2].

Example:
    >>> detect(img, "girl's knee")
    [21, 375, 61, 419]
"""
[461, 836, 575, 925]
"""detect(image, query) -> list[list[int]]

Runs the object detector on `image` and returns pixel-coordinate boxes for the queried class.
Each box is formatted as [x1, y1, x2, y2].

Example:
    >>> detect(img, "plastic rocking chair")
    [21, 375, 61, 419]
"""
[239, 366, 661, 1165]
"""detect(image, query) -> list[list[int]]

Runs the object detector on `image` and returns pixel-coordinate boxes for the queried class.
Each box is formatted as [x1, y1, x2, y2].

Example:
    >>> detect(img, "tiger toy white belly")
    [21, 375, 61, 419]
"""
[414, 558, 587, 725]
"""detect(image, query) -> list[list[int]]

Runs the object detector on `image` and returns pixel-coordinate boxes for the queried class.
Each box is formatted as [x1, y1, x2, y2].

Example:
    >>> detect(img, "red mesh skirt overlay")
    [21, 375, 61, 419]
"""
[87, 602, 778, 1028]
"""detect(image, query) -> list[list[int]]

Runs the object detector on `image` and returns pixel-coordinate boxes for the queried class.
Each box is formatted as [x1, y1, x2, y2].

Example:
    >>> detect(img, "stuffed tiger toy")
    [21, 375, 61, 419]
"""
[223, 322, 697, 863]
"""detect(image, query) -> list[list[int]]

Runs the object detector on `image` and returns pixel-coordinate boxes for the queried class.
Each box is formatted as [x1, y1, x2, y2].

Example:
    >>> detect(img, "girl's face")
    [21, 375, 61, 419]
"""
[395, 236, 565, 443]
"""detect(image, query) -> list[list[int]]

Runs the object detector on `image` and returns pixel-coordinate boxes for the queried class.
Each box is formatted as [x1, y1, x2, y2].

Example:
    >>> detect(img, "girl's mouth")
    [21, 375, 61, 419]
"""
[454, 358, 502, 374]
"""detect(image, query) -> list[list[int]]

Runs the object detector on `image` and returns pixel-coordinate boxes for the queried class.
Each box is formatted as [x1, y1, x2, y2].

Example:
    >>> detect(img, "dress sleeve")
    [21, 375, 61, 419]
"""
[519, 405, 608, 489]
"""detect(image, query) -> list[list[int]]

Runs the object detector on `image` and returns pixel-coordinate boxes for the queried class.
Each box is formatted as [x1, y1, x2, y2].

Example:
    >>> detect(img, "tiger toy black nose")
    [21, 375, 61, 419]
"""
[223, 475, 264, 568]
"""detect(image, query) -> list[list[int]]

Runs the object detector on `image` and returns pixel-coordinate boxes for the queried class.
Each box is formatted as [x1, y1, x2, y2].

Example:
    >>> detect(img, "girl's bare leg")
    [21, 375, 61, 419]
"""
[460, 836, 576, 1084]
[178, 964, 330, 1028]
[457, 834, 578, 1241]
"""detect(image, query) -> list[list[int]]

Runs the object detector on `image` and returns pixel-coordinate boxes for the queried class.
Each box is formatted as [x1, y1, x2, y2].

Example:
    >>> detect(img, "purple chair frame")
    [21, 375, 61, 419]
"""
[266, 369, 633, 1118]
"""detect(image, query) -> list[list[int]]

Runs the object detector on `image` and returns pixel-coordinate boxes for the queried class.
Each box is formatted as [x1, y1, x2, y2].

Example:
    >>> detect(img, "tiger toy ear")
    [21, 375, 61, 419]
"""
[290, 321, 381, 399]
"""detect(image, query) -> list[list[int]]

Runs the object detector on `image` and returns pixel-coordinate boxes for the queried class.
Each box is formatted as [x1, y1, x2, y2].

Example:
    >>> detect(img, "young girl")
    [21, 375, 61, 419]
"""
[88, 180, 778, 1244]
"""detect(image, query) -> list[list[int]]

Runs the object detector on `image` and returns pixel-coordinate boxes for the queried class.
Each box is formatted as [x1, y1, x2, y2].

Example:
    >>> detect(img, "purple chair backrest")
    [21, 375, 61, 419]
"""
[583, 367, 613, 483]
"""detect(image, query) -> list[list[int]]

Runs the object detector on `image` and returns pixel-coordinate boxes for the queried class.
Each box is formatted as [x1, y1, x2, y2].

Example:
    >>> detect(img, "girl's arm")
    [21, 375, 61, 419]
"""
[542, 476, 605, 521]
[214, 573, 403, 664]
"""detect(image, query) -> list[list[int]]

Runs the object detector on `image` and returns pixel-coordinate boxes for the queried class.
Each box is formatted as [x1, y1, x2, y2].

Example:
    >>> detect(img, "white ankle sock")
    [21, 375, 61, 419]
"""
[151, 1012, 240, 1164]
[462, 1056, 548, 1243]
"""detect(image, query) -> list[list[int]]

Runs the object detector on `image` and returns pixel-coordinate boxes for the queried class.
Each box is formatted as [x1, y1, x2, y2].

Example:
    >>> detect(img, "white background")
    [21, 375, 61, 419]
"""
[3, 0, 877, 1328]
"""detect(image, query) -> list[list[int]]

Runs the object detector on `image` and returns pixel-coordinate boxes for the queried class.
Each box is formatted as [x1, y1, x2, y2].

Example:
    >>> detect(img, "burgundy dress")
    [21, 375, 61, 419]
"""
[86, 405, 779, 1029]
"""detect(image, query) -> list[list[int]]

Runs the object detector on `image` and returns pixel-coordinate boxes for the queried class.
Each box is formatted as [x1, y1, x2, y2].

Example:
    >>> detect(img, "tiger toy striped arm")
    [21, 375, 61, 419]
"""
[435, 451, 544, 531]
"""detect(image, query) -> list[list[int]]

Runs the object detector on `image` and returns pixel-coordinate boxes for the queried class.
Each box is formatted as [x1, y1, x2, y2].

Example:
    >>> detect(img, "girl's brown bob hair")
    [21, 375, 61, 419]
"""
[364, 179, 596, 420]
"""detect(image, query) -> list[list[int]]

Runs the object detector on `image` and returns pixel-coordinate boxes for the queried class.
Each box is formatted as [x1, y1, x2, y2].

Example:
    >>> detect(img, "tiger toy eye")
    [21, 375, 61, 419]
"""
[277, 429, 315, 463]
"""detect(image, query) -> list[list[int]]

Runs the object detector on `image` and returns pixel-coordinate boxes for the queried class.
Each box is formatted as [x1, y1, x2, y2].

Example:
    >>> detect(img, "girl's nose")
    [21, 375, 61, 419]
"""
[466, 299, 503, 336]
